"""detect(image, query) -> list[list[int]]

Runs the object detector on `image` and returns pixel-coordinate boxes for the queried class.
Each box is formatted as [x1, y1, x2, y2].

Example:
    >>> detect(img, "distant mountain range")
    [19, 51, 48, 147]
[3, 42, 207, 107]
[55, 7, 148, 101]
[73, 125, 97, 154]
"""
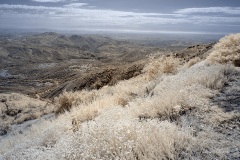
[0, 32, 162, 96]
[0, 32, 122, 66]
[1, 32, 171, 68]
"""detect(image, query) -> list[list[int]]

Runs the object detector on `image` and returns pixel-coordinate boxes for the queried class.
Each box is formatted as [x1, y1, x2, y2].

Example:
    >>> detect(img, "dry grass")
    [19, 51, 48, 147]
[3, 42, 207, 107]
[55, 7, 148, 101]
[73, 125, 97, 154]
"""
[207, 33, 240, 64]
[115, 92, 137, 107]
[195, 65, 237, 90]
[186, 57, 201, 68]
[143, 56, 180, 80]
[0, 93, 54, 131]
[198, 71, 226, 90]
[54, 90, 97, 115]
[55, 93, 74, 115]
[58, 119, 194, 160]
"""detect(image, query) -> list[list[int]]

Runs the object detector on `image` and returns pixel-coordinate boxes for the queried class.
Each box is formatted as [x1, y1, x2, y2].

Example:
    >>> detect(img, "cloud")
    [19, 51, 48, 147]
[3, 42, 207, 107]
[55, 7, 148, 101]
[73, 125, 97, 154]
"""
[175, 7, 240, 15]
[32, 0, 80, 2]
[32, 0, 65, 2]
[0, 4, 191, 32]
[0, 4, 239, 33]
[64, 3, 88, 8]
[0, 4, 178, 21]
[0, 4, 58, 10]
[0, 4, 238, 25]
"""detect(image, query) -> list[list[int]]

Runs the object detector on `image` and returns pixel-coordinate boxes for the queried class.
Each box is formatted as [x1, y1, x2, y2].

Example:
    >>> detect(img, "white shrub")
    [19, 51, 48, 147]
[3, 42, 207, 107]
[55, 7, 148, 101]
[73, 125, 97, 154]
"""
[207, 33, 240, 64]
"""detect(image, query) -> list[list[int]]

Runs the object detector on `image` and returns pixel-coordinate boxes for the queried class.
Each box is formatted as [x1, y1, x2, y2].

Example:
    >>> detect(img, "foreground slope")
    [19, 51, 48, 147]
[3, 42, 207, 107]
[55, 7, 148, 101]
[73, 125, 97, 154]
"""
[0, 34, 240, 159]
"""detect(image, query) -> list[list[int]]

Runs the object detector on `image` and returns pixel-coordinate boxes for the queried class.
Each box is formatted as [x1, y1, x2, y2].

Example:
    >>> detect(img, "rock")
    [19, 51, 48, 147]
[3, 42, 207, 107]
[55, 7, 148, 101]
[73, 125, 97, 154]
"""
[233, 59, 240, 67]
[0, 126, 9, 136]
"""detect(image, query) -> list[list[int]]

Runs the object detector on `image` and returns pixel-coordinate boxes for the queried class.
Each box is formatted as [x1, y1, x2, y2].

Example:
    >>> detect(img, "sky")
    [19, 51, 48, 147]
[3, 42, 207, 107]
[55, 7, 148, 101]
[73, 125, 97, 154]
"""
[0, 0, 240, 34]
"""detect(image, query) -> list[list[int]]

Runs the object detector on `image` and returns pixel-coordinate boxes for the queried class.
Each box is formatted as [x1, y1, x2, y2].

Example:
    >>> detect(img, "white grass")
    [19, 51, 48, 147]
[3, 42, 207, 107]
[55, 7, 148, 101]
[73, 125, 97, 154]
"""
[207, 33, 240, 64]
[185, 57, 201, 68]
[143, 56, 180, 80]
[0, 93, 54, 128]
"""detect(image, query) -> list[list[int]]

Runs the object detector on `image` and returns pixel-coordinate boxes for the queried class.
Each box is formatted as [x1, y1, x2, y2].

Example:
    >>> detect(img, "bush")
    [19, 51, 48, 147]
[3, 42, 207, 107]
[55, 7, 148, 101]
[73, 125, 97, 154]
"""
[143, 56, 180, 80]
[54, 90, 98, 115]
[207, 33, 240, 65]
[55, 92, 74, 115]
[186, 57, 201, 68]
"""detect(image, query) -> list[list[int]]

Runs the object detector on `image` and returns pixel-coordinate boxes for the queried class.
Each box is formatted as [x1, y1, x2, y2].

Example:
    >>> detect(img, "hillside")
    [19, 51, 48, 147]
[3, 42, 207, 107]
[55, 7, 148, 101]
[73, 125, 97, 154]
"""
[0, 33, 214, 99]
[0, 33, 163, 97]
[0, 33, 128, 66]
[0, 33, 240, 159]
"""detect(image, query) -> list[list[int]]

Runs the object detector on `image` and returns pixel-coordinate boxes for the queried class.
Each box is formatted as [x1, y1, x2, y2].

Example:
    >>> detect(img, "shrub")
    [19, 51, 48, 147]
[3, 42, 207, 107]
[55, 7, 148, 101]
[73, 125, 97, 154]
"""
[54, 90, 98, 115]
[198, 73, 226, 90]
[162, 56, 180, 73]
[186, 57, 201, 68]
[115, 92, 137, 107]
[207, 33, 240, 64]
[197, 65, 236, 90]
[55, 92, 74, 115]
[143, 56, 180, 80]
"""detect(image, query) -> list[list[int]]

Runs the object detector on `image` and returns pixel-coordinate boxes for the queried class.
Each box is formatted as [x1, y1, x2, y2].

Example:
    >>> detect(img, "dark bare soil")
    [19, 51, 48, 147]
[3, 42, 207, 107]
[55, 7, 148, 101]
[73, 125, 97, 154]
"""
[42, 62, 144, 98]
[173, 43, 214, 62]
[211, 68, 240, 112]
[211, 67, 240, 159]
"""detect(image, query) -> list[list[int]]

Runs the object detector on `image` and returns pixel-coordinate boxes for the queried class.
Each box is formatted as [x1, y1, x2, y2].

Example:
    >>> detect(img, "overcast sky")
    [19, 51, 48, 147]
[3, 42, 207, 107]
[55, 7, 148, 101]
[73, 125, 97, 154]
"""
[0, 0, 240, 34]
